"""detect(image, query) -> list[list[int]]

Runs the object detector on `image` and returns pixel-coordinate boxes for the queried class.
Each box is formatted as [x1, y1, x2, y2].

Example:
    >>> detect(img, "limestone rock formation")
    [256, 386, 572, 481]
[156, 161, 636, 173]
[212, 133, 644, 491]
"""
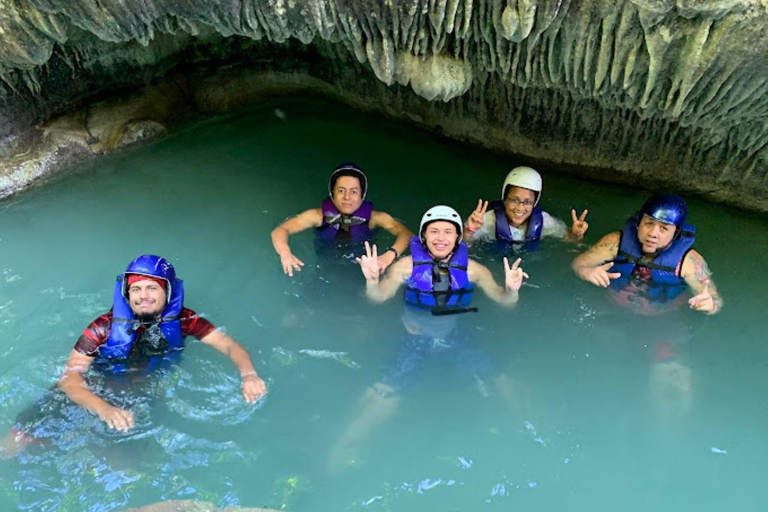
[1, 0, 767, 210]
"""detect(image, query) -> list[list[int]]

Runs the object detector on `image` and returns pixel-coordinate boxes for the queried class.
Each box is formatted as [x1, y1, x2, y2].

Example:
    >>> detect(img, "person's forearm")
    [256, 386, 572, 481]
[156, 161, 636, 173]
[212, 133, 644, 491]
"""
[571, 258, 590, 280]
[463, 228, 477, 245]
[391, 231, 411, 259]
[365, 280, 390, 303]
[221, 340, 258, 376]
[271, 228, 292, 257]
[486, 286, 519, 307]
[59, 372, 111, 416]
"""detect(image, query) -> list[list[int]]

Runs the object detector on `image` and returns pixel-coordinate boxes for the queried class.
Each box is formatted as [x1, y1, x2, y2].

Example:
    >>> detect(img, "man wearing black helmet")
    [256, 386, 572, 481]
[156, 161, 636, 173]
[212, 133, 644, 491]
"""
[571, 194, 722, 315]
[2, 255, 266, 454]
[271, 163, 412, 276]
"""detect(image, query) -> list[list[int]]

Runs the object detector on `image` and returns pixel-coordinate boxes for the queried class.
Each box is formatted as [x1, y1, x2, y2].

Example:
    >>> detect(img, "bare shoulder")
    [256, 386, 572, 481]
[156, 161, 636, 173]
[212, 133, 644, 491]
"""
[681, 249, 711, 280]
[279, 208, 322, 231]
[371, 210, 402, 229]
[597, 231, 621, 248]
[586, 231, 621, 255]
[371, 210, 393, 222]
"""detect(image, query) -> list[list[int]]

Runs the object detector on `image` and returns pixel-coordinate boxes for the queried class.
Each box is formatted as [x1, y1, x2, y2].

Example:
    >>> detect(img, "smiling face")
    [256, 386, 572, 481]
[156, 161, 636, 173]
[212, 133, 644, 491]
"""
[127, 278, 168, 317]
[422, 220, 459, 260]
[331, 176, 363, 215]
[503, 186, 536, 228]
[637, 214, 676, 254]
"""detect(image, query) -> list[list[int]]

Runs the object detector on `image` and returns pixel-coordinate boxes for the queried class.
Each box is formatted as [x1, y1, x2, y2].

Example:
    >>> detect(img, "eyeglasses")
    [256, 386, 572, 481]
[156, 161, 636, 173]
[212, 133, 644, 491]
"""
[505, 197, 534, 208]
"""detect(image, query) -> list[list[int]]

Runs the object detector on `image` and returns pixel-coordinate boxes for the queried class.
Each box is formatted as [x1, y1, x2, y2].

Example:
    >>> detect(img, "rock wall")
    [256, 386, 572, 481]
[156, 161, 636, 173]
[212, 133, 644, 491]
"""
[1, 0, 767, 210]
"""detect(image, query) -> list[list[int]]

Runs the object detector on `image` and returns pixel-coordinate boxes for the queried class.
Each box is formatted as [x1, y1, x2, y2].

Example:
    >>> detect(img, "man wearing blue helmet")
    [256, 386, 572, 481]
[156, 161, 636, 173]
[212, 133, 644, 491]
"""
[54, 255, 267, 432]
[271, 163, 412, 276]
[572, 194, 722, 315]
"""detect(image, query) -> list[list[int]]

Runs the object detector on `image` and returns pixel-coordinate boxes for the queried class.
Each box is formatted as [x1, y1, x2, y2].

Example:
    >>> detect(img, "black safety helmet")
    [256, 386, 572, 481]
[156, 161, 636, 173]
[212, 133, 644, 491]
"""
[328, 163, 368, 200]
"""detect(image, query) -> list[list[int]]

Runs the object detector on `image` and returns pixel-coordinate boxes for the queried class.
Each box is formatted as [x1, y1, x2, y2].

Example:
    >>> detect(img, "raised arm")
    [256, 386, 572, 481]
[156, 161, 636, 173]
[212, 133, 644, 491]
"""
[358, 241, 413, 303]
[681, 249, 723, 315]
[370, 211, 413, 272]
[571, 231, 622, 287]
[271, 208, 323, 276]
[468, 257, 527, 307]
[200, 329, 267, 402]
[59, 350, 134, 431]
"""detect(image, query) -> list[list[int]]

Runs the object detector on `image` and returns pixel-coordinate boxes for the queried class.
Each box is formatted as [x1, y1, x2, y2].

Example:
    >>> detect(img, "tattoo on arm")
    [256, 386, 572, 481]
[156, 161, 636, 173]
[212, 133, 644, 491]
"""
[688, 252, 712, 283]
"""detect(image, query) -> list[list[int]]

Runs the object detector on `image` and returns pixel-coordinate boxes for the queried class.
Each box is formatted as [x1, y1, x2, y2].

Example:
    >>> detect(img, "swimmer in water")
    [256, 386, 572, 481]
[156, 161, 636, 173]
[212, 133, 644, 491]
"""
[328, 205, 528, 470]
[1, 255, 266, 456]
[464, 166, 589, 250]
[572, 194, 723, 419]
[271, 163, 412, 276]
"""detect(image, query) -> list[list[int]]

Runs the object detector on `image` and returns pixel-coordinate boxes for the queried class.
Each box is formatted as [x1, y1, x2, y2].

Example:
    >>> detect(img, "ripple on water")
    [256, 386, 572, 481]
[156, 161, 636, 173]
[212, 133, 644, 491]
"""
[165, 363, 265, 426]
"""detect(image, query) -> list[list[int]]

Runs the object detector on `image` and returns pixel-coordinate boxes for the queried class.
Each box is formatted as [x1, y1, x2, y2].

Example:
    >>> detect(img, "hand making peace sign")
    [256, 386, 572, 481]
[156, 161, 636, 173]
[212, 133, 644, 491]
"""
[466, 199, 489, 233]
[357, 241, 381, 284]
[503, 257, 529, 291]
[570, 209, 589, 238]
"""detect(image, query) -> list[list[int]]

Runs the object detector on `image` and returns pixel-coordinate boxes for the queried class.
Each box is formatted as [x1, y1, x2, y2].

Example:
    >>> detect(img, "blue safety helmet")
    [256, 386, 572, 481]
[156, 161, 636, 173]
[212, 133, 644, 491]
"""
[329, 163, 368, 200]
[122, 254, 176, 302]
[638, 194, 688, 237]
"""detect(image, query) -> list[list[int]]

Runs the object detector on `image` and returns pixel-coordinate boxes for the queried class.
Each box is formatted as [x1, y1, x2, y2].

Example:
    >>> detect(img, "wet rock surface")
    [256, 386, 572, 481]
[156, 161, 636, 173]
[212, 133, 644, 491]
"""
[1, 0, 767, 210]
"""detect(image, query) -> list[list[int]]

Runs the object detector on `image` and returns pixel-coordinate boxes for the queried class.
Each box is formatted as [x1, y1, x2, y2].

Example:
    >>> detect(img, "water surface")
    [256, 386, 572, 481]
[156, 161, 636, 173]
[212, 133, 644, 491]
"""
[0, 100, 766, 512]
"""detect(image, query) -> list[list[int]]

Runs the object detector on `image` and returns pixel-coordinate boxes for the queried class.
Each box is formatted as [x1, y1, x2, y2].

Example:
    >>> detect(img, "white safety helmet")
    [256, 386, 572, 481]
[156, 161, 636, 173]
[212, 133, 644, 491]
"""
[501, 166, 542, 206]
[419, 205, 463, 244]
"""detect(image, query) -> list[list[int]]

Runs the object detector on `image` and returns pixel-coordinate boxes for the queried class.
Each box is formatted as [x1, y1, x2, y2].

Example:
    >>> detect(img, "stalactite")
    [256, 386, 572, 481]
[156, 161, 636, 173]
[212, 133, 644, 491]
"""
[1, 0, 767, 207]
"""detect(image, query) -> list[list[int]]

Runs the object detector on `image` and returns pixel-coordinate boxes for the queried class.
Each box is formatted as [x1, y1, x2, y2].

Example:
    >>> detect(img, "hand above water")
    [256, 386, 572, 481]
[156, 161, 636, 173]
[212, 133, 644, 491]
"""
[504, 257, 529, 291]
[570, 209, 589, 238]
[688, 279, 716, 314]
[280, 251, 304, 276]
[96, 403, 134, 431]
[466, 199, 489, 234]
[580, 262, 621, 287]
[357, 241, 381, 284]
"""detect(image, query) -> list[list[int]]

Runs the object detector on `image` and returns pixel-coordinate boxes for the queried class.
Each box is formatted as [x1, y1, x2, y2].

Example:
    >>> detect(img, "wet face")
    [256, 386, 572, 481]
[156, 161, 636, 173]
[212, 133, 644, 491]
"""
[423, 221, 459, 260]
[331, 176, 363, 215]
[503, 186, 536, 227]
[127, 279, 167, 317]
[637, 214, 676, 254]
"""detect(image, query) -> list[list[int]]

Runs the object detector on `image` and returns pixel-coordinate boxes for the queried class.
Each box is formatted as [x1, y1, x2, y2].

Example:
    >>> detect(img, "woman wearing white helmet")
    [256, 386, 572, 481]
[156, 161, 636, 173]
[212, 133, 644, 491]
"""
[464, 166, 589, 248]
[357, 205, 528, 311]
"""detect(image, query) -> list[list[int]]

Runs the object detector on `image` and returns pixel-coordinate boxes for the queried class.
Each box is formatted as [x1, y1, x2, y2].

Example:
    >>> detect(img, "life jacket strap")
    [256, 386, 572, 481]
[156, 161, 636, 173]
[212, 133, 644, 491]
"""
[615, 250, 678, 273]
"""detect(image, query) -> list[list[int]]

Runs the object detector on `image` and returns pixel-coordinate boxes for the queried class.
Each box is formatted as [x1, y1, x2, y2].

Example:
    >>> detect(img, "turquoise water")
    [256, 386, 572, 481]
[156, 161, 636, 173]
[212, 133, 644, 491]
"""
[1, 100, 767, 511]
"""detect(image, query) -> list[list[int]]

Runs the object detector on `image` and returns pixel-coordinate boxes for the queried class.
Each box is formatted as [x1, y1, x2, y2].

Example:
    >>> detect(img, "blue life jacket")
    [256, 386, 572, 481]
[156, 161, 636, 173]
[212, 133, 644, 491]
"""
[316, 198, 374, 241]
[491, 200, 543, 252]
[98, 275, 185, 372]
[404, 236, 476, 315]
[608, 215, 696, 303]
